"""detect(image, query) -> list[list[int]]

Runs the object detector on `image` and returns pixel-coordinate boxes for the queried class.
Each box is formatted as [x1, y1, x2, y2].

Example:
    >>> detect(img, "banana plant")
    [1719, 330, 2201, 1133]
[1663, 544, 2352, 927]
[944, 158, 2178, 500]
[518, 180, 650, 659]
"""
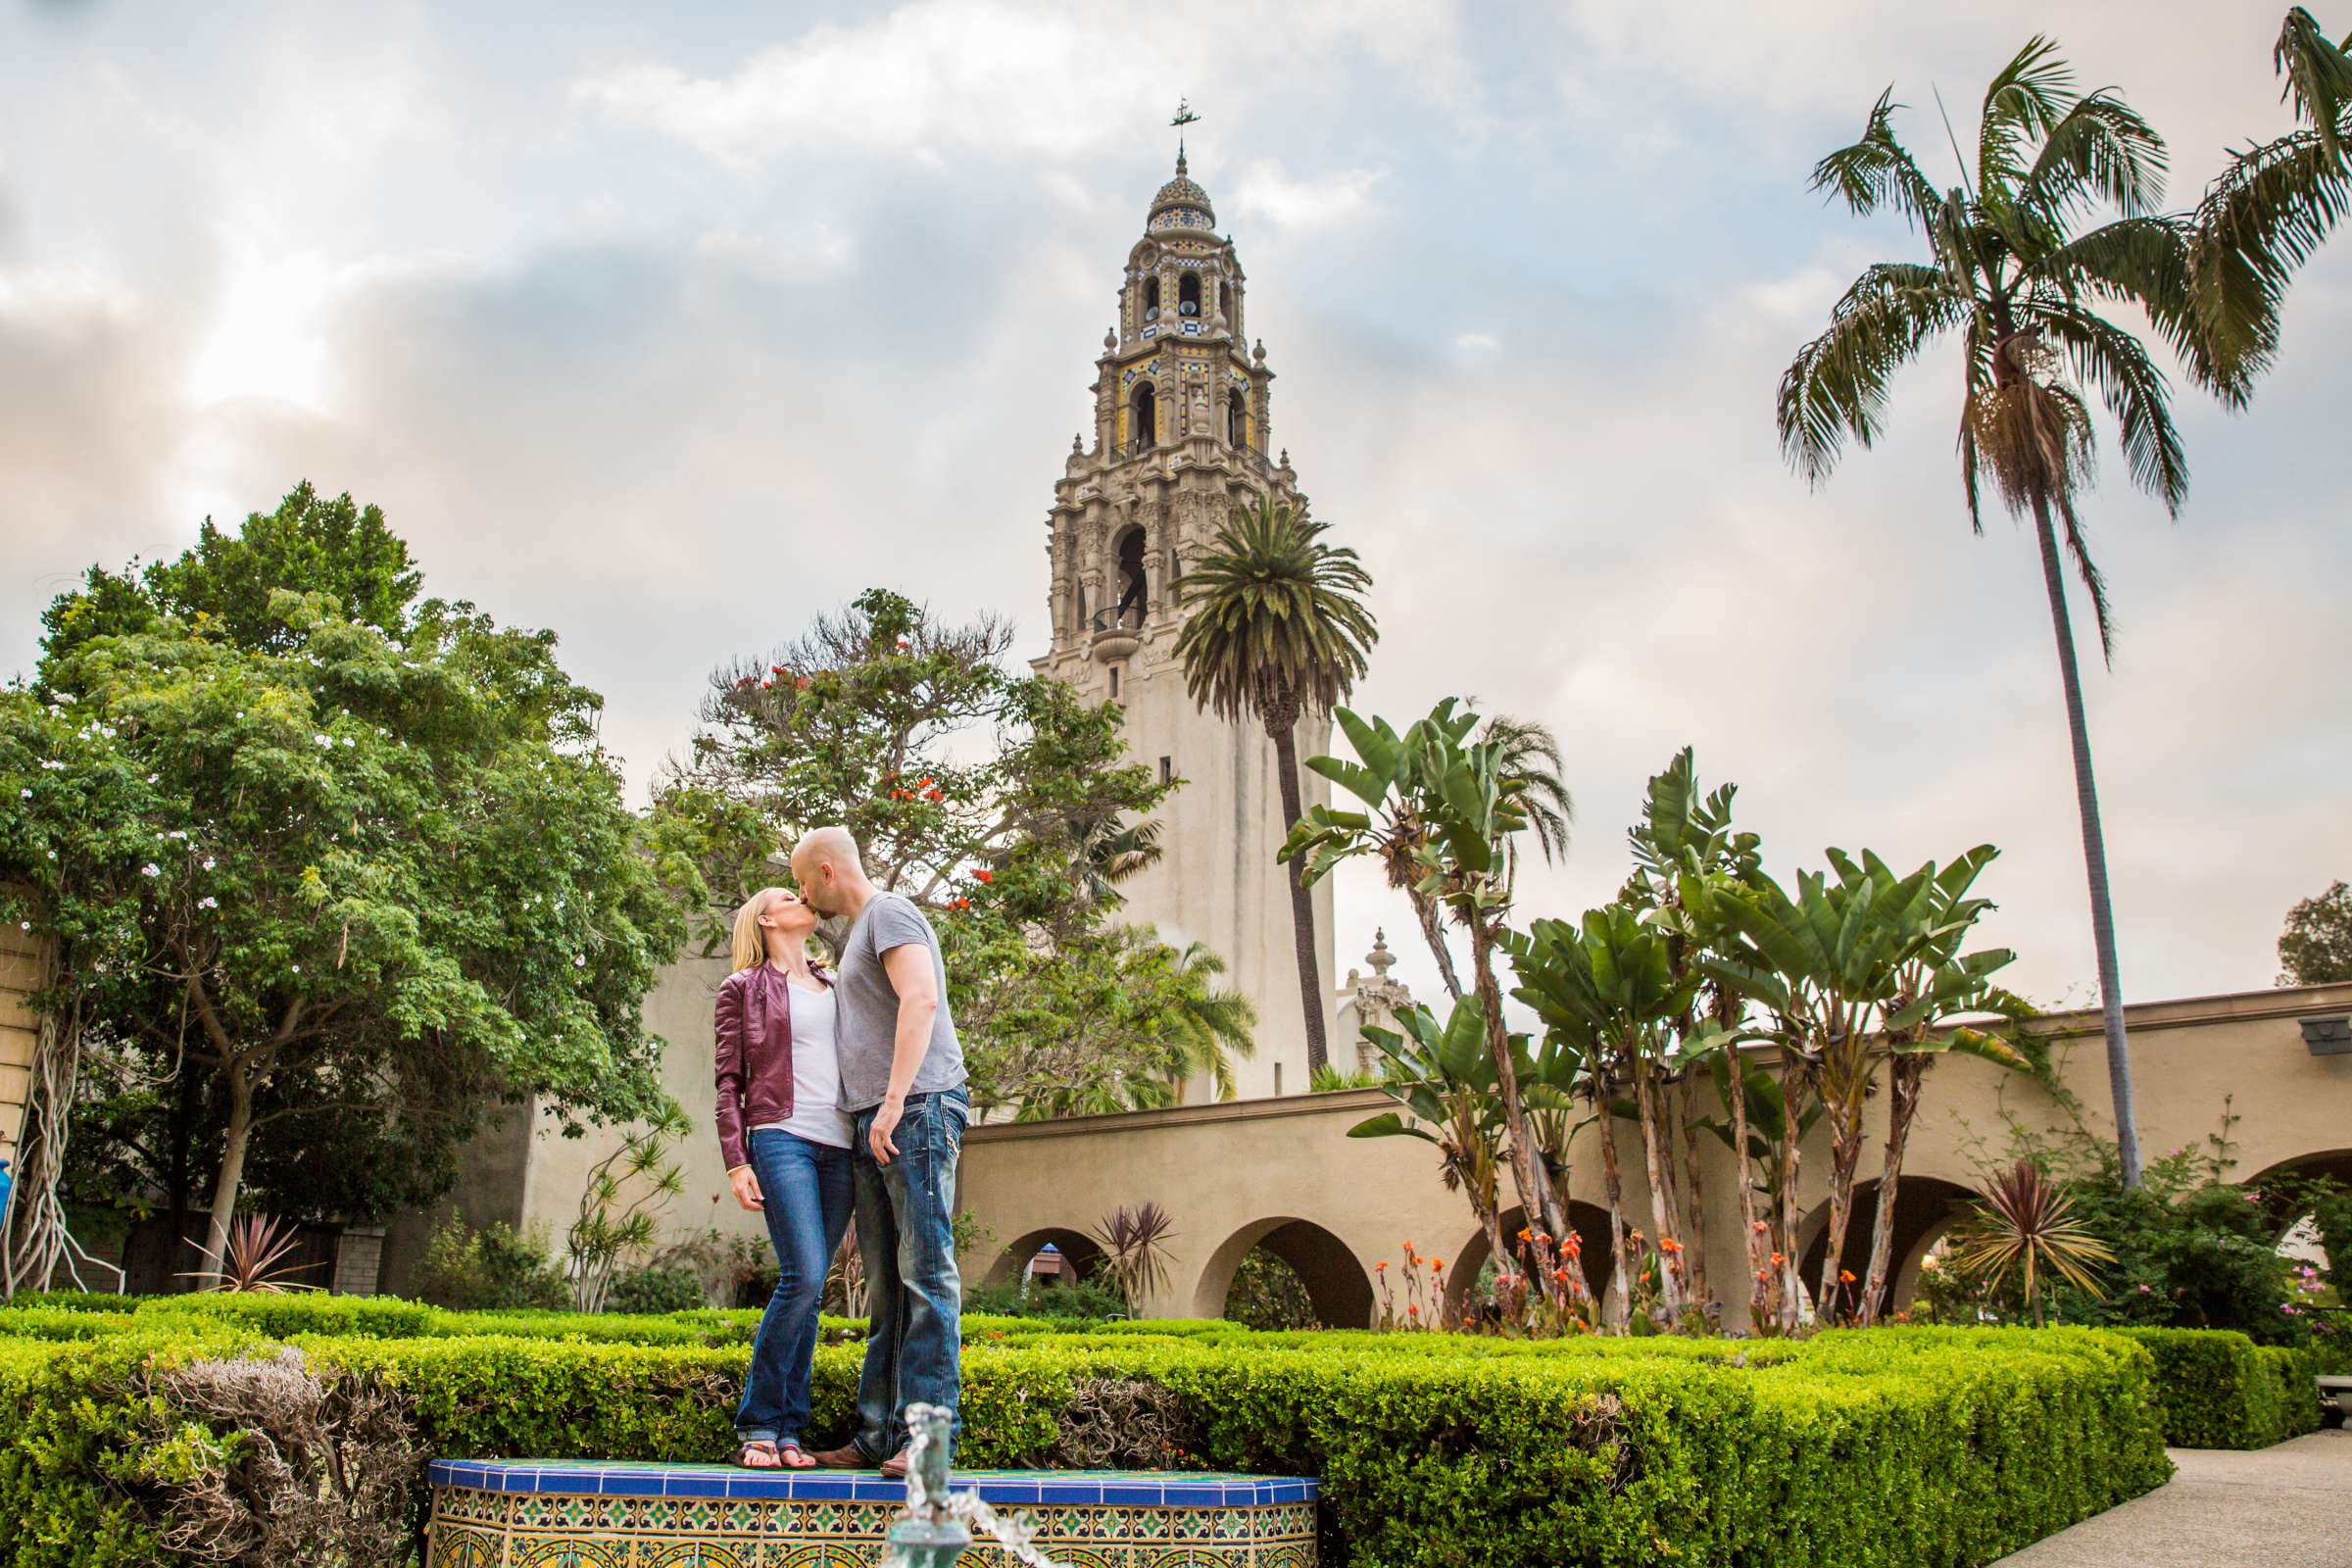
[1285, 701, 1479, 999]
[1286, 700, 1564, 1277]
[1349, 1000, 1510, 1302]
[1850, 846, 2037, 1323]
[1511, 906, 1731, 1324]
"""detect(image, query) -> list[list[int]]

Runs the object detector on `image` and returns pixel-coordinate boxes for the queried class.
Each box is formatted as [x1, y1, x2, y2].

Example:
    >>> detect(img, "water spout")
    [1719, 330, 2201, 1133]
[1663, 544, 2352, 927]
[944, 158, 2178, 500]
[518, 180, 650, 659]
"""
[886, 1403, 1064, 1568]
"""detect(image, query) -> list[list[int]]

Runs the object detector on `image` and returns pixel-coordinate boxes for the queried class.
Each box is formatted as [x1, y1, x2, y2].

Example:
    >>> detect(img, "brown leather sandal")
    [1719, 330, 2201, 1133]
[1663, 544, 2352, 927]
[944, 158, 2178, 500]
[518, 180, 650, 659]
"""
[734, 1440, 786, 1470]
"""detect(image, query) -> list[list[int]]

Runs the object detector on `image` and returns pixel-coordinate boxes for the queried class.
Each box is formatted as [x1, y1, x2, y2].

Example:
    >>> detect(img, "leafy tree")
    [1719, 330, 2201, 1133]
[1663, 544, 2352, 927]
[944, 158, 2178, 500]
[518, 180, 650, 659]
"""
[1777, 37, 2305, 1188]
[1176, 500, 1377, 1075]
[1, 487, 685, 1283]
[2278, 879, 2352, 984]
[649, 588, 1250, 1117]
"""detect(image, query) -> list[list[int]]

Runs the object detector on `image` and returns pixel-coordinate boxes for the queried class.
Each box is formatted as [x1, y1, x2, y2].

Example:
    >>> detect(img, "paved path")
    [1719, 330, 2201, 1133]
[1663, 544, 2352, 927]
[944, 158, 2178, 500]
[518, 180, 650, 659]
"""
[1993, 1428, 2351, 1566]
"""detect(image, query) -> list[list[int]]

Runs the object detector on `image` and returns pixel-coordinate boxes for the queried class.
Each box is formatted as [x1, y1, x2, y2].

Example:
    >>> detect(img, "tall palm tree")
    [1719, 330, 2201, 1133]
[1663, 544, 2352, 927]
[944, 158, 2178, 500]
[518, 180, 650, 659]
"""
[1776, 37, 2286, 1188]
[1478, 712, 1573, 888]
[1176, 498, 1378, 1075]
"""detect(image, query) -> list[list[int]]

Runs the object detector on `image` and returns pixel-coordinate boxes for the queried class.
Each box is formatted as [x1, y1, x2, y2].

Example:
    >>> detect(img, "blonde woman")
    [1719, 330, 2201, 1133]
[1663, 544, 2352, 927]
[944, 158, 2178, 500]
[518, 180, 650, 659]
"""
[713, 885, 854, 1470]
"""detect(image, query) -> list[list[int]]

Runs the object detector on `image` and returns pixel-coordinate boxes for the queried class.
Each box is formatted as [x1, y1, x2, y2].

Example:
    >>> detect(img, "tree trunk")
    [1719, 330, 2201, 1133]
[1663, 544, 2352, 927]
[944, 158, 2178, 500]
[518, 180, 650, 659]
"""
[1595, 1077, 1632, 1328]
[1466, 919, 1569, 1262]
[1776, 1055, 1805, 1336]
[1267, 719, 1330, 1076]
[201, 1060, 256, 1287]
[1726, 1052, 1773, 1333]
[1407, 887, 1465, 1002]
[1677, 1079, 1711, 1311]
[1631, 1059, 1685, 1317]
[2029, 492, 2142, 1188]
[1817, 1119, 1863, 1326]
[1859, 1056, 1924, 1326]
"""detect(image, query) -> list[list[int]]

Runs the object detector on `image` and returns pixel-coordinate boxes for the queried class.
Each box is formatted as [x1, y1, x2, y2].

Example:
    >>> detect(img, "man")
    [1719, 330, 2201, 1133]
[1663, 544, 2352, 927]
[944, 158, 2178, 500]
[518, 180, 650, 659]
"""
[790, 825, 969, 1476]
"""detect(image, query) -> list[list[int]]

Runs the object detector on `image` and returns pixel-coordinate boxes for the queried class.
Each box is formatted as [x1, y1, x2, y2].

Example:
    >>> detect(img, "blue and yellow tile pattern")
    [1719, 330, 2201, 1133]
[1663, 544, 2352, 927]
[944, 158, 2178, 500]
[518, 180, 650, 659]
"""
[424, 1462, 1319, 1568]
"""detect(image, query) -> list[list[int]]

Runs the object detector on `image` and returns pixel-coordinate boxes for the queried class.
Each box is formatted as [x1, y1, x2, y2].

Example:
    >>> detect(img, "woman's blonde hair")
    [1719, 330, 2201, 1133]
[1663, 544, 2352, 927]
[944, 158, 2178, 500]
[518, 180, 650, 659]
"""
[730, 887, 791, 974]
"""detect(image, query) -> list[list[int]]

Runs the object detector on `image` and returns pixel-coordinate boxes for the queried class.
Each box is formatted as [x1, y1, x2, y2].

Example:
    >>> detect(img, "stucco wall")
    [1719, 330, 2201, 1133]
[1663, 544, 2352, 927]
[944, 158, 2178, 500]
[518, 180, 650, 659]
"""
[0, 921, 46, 1168]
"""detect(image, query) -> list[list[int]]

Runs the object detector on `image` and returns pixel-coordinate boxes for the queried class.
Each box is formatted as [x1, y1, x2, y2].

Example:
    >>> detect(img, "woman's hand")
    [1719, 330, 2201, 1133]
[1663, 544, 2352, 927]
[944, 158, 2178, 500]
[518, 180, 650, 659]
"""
[727, 1163, 763, 1211]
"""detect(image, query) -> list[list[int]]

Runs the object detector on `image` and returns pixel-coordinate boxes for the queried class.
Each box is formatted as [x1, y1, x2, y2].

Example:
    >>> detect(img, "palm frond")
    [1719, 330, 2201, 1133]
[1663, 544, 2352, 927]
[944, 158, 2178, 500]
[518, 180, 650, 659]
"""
[1174, 499, 1378, 732]
[2018, 90, 2168, 224]
[1810, 88, 1945, 227]
[1778, 263, 1967, 484]
[2187, 124, 2352, 393]
[2276, 4, 2352, 164]
[2034, 300, 2189, 517]
[1476, 711, 1573, 868]
[1980, 36, 2079, 200]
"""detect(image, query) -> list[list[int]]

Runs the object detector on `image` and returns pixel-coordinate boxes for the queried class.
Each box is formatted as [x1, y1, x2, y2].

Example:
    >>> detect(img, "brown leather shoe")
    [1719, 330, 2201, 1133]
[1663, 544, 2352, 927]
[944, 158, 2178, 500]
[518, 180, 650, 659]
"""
[879, 1448, 911, 1481]
[809, 1444, 875, 1470]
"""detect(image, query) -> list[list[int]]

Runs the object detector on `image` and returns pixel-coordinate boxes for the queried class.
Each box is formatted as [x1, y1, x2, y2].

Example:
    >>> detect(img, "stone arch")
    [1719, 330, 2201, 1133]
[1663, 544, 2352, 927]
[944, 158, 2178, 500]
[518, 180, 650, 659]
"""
[2246, 1148, 2352, 1265]
[983, 1226, 1106, 1290]
[1798, 1175, 1983, 1316]
[1442, 1202, 1616, 1318]
[1111, 525, 1148, 624]
[1190, 1217, 1373, 1328]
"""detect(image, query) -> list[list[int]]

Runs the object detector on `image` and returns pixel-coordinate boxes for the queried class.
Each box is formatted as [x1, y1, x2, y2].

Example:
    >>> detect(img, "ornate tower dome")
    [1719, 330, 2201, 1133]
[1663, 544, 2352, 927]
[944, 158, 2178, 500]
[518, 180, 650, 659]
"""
[1148, 149, 1217, 233]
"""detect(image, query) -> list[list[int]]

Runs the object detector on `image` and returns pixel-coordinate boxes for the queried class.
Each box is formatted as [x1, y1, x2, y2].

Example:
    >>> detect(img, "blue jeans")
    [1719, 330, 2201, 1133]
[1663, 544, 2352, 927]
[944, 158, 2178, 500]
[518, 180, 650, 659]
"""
[849, 1087, 966, 1462]
[735, 1128, 855, 1446]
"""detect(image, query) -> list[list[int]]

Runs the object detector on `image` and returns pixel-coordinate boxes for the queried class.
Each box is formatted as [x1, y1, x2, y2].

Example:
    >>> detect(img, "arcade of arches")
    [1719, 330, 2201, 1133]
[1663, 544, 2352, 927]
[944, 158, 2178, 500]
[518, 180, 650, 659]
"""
[962, 982, 2352, 1329]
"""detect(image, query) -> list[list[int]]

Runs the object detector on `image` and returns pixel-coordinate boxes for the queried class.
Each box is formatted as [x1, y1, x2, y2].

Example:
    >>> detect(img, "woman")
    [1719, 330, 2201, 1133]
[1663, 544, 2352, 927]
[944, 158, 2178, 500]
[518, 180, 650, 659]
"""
[714, 885, 855, 1470]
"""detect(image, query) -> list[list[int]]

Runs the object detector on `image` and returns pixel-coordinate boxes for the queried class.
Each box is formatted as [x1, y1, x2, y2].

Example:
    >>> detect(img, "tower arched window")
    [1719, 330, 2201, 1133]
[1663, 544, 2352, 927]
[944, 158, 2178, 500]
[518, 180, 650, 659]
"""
[1178, 273, 1201, 318]
[1227, 393, 1247, 449]
[1222, 282, 1241, 337]
[1131, 381, 1157, 451]
[1142, 276, 1161, 320]
[1113, 527, 1148, 628]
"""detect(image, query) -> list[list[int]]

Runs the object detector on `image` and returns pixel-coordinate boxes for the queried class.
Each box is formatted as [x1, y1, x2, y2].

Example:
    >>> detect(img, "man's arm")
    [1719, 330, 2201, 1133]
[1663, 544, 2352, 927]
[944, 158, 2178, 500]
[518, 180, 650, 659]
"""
[866, 941, 941, 1165]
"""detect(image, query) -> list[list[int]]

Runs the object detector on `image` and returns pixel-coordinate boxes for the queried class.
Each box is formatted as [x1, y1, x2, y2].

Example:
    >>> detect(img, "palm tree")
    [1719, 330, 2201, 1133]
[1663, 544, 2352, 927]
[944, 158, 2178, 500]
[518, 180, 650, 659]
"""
[1776, 38, 2284, 1188]
[1164, 939, 1258, 1101]
[1176, 498, 1378, 1075]
[1477, 712, 1573, 889]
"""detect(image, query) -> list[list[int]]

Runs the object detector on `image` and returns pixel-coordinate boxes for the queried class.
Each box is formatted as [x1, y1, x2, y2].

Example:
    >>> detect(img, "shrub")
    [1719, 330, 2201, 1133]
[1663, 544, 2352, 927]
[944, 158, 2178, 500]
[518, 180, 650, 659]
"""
[605, 1266, 706, 1316]
[2116, 1327, 2323, 1446]
[1223, 1247, 1319, 1330]
[0, 1309, 2176, 1568]
[411, 1216, 569, 1311]
[961, 1277, 1130, 1321]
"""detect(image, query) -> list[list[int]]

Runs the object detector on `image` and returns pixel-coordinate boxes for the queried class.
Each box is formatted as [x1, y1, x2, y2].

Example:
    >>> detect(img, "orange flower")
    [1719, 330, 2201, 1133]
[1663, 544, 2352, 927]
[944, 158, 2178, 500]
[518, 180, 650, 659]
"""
[1516, 1227, 1533, 1244]
[1755, 1269, 1772, 1283]
[1770, 1251, 1786, 1267]
[1429, 1258, 1446, 1272]
[1658, 1238, 1684, 1255]
[1375, 1261, 1388, 1272]
[1551, 1267, 1571, 1284]
[1751, 1220, 1770, 1235]
[972, 868, 995, 884]
[1406, 1303, 1419, 1317]
[1562, 1233, 1582, 1256]
[1838, 1269, 1856, 1285]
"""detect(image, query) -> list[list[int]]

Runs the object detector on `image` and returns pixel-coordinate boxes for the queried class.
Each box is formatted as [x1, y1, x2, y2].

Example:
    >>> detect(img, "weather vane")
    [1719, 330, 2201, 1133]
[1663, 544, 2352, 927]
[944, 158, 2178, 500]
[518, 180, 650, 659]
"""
[1171, 98, 1199, 164]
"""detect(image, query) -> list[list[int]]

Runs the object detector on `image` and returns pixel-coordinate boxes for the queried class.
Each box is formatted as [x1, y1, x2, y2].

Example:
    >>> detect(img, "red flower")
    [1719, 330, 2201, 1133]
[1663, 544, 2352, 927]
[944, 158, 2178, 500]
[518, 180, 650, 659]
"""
[1551, 1267, 1570, 1284]
[796, 676, 810, 689]
[1838, 1269, 1856, 1286]
[972, 868, 995, 884]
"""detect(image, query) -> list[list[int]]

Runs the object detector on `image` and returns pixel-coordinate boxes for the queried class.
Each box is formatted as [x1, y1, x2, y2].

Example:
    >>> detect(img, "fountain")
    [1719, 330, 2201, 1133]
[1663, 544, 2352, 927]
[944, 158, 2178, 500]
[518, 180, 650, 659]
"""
[888, 1402, 1063, 1568]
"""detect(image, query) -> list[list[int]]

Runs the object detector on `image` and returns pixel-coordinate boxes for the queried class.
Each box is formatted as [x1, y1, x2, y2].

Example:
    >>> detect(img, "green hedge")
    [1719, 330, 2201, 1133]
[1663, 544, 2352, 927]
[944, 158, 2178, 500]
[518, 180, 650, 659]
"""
[2115, 1328, 2323, 1448]
[0, 1303, 2176, 1568]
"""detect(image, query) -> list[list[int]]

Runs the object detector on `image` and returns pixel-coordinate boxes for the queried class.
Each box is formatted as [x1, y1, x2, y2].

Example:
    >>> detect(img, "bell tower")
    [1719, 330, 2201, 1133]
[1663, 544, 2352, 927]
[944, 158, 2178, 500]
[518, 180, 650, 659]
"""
[1031, 146, 1337, 1100]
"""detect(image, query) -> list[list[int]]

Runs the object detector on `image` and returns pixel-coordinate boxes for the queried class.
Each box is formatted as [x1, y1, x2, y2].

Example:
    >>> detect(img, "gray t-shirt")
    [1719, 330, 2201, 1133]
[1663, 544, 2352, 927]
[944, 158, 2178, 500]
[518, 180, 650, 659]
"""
[833, 891, 966, 1113]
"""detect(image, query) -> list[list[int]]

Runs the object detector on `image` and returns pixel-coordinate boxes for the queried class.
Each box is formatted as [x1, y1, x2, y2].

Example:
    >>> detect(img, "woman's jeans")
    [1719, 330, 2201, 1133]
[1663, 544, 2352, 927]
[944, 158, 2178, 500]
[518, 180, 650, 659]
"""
[849, 1087, 967, 1463]
[735, 1128, 855, 1446]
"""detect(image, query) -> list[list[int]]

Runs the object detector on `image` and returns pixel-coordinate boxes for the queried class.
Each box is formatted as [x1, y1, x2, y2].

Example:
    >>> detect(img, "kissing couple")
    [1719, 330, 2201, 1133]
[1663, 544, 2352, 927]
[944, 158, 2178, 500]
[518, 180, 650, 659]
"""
[710, 825, 969, 1477]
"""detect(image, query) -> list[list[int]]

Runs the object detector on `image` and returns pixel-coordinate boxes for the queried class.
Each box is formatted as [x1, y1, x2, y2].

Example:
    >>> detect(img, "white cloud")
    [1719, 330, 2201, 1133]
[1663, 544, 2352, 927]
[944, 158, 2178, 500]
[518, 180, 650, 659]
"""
[570, 0, 1156, 168]
[1229, 162, 1386, 229]
[1453, 331, 1499, 350]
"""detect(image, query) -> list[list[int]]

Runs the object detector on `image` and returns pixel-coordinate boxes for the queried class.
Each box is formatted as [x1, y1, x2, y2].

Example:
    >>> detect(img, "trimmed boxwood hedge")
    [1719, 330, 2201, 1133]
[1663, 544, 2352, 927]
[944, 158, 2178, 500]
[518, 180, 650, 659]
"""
[0, 1295, 2178, 1568]
[2115, 1327, 2324, 1448]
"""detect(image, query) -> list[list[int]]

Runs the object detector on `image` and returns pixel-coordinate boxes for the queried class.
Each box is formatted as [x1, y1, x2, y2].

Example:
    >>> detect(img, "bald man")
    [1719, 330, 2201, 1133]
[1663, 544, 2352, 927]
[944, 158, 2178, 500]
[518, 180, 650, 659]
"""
[790, 826, 968, 1476]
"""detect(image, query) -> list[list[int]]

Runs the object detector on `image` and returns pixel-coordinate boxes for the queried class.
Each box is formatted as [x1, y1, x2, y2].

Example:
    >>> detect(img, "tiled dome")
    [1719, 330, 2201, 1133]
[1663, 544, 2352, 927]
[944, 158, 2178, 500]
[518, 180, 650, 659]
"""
[1149, 151, 1216, 232]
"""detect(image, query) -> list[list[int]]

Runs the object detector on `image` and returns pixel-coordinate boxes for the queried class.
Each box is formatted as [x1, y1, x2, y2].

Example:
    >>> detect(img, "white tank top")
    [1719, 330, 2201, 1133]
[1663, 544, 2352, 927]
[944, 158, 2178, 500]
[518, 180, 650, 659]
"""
[750, 977, 854, 1149]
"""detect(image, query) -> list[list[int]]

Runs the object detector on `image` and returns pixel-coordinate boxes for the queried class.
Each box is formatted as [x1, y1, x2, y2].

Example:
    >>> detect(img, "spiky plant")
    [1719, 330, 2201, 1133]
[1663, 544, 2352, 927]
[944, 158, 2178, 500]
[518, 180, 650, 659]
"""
[1946, 1158, 2116, 1326]
[1091, 1201, 1180, 1313]
[177, 1212, 321, 1294]
[1777, 36, 2293, 1188]
[1175, 498, 1378, 1074]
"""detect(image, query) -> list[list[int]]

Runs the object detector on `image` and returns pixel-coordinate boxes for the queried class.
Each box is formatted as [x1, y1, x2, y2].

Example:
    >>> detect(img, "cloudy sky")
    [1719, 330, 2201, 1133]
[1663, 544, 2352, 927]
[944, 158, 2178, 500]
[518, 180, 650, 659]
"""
[4, 0, 2346, 1014]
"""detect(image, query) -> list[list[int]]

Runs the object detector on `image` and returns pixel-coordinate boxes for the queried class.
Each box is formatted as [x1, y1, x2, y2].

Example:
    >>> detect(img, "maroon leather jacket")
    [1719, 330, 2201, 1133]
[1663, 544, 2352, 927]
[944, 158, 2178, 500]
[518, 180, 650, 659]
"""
[713, 962, 829, 1172]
